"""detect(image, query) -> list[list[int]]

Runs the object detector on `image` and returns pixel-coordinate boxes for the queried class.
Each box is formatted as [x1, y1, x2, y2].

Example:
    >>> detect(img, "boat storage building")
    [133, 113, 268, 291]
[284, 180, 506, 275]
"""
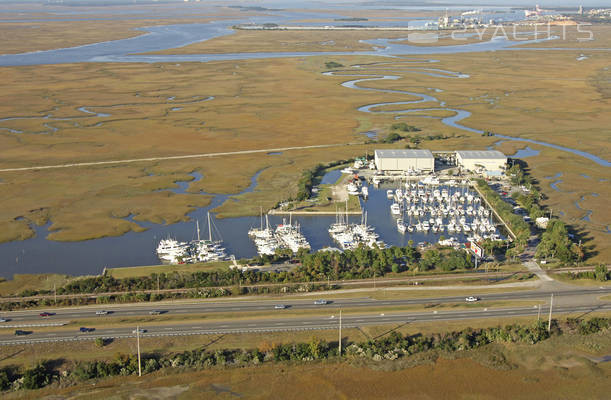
[456, 150, 507, 173]
[374, 149, 434, 172]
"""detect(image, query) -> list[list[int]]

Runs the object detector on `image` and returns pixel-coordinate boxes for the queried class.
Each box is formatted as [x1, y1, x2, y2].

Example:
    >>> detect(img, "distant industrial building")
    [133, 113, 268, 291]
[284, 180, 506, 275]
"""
[456, 150, 507, 174]
[374, 149, 434, 172]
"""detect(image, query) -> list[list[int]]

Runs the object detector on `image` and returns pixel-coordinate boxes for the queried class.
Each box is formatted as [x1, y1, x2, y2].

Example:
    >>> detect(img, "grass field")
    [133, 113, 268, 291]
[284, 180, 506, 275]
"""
[0, 22, 609, 262]
[107, 261, 231, 279]
[2, 314, 609, 399]
[0, 274, 75, 297]
[548, 272, 611, 287]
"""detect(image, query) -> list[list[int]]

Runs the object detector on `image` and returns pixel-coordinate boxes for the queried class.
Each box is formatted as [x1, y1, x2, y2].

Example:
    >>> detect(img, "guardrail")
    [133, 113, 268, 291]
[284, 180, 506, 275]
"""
[0, 322, 68, 328]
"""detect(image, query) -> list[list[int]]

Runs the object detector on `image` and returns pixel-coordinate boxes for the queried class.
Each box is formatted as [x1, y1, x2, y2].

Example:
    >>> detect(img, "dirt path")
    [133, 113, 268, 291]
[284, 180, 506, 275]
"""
[0, 143, 355, 173]
[331, 175, 350, 202]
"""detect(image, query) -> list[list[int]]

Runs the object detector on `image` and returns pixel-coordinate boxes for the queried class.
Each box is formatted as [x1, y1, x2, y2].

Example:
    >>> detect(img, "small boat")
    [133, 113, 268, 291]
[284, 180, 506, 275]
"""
[397, 219, 406, 234]
[361, 186, 369, 198]
[386, 189, 394, 199]
[390, 203, 401, 215]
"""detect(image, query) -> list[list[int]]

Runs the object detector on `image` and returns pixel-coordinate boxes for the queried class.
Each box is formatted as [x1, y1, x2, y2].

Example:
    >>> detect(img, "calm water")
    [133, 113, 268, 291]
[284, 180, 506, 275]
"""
[0, 7, 570, 68]
[0, 169, 498, 278]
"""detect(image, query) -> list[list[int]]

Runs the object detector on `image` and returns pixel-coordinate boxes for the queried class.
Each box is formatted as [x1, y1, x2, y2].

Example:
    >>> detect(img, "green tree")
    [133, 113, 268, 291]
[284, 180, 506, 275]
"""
[594, 264, 608, 282]
[0, 368, 10, 390]
[22, 363, 51, 390]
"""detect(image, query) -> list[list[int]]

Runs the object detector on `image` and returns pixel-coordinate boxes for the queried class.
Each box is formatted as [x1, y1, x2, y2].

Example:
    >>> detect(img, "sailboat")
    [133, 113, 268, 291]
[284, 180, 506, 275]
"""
[191, 212, 227, 262]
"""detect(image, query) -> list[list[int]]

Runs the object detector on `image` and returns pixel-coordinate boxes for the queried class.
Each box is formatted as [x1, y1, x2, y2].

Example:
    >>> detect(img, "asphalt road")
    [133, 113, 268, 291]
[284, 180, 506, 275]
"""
[1, 287, 608, 324]
[1, 303, 609, 346]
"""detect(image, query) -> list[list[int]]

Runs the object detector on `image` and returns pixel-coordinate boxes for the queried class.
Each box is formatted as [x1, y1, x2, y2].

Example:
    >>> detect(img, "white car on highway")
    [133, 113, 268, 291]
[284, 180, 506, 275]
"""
[96, 310, 109, 315]
[274, 304, 287, 309]
[132, 328, 146, 334]
[465, 296, 479, 302]
[314, 299, 329, 305]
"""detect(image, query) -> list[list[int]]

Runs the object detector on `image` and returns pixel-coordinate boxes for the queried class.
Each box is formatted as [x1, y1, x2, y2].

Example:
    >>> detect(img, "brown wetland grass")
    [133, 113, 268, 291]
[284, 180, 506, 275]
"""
[0, 37, 609, 260]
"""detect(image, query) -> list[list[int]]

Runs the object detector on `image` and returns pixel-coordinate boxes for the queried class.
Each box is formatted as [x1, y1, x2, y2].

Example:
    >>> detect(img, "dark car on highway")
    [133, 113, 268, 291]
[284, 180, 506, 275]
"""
[14, 330, 31, 336]
[79, 327, 95, 333]
[39, 312, 55, 317]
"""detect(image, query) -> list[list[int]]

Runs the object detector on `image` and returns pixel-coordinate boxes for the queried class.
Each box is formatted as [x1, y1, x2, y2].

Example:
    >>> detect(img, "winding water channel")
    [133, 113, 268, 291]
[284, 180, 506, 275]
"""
[324, 63, 610, 167]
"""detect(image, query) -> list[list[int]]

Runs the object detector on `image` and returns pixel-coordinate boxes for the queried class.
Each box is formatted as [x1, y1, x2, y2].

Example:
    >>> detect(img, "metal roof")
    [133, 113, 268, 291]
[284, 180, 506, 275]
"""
[374, 149, 434, 159]
[456, 150, 506, 160]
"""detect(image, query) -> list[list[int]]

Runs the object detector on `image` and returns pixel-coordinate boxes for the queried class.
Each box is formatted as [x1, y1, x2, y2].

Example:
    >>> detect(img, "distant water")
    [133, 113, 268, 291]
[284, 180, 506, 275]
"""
[0, 7, 573, 68]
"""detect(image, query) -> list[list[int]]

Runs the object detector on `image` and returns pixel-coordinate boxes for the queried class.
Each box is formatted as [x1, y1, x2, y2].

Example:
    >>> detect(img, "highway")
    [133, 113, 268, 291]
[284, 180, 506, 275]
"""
[1, 303, 609, 346]
[0, 287, 608, 324]
[0, 285, 609, 345]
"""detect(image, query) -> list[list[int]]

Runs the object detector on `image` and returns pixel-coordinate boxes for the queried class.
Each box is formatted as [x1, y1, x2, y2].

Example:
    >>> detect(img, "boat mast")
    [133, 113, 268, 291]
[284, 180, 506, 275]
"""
[345, 199, 348, 225]
[207, 212, 212, 241]
[196, 219, 200, 241]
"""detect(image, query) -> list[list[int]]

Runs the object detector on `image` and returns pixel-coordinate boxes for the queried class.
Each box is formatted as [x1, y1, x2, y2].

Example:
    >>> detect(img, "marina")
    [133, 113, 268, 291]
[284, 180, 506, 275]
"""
[0, 164, 505, 277]
[156, 213, 227, 264]
[151, 163, 503, 263]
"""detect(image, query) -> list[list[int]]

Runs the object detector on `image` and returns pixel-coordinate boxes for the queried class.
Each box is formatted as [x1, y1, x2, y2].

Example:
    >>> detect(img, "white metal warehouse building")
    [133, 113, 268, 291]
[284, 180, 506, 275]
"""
[374, 149, 434, 172]
[456, 150, 507, 173]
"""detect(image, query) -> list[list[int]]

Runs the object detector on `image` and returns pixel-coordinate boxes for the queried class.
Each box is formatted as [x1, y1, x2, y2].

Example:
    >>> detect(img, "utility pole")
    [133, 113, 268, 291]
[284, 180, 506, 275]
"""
[157, 275, 160, 294]
[53, 284, 57, 305]
[537, 304, 541, 321]
[373, 272, 376, 289]
[547, 294, 553, 332]
[137, 326, 142, 377]
[338, 310, 342, 356]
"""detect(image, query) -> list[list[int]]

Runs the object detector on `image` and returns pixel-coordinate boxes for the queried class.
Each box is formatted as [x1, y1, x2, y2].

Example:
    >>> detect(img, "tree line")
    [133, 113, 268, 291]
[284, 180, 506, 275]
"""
[2, 245, 475, 310]
[1, 317, 607, 392]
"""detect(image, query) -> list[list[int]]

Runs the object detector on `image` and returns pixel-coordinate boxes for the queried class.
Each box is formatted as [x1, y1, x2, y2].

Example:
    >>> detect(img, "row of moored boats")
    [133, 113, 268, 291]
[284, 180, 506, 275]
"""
[156, 213, 227, 264]
[329, 211, 385, 250]
[389, 180, 500, 241]
[248, 214, 311, 256]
